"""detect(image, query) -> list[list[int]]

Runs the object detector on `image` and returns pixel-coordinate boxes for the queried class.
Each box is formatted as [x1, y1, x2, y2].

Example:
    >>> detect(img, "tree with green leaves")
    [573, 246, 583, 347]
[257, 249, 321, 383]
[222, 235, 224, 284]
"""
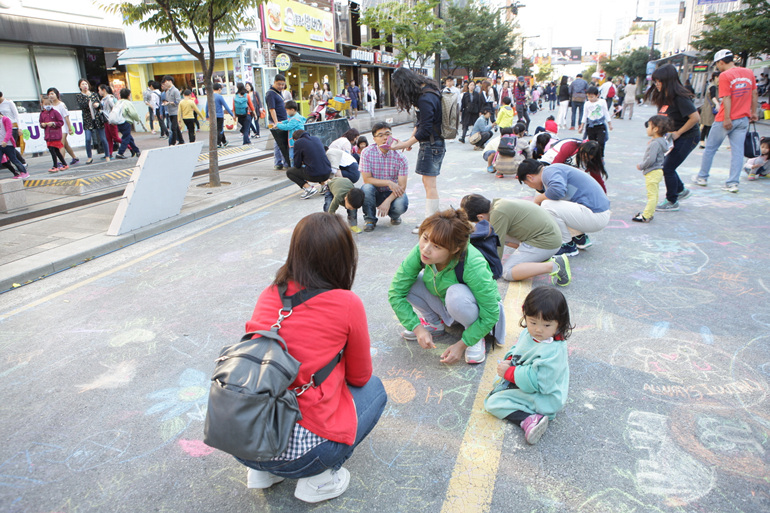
[358, 0, 444, 71]
[443, 3, 518, 76]
[622, 47, 660, 83]
[512, 58, 533, 79]
[691, 0, 770, 65]
[103, 0, 259, 186]
[535, 60, 555, 83]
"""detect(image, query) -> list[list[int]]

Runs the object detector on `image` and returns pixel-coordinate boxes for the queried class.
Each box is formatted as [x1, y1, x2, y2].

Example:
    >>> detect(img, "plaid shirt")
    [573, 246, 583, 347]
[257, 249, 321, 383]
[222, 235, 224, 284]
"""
[359, 144, 409, 192]
[271, 423, 326, 461]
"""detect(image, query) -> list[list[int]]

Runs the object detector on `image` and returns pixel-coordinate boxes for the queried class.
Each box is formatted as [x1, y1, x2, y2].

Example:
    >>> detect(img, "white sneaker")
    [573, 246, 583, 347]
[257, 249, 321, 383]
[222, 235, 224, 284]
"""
[294, 467, 350, 503]
[402, 320, 444, 340]
[247, 468, 285, 489]
[465, 339, 486, 364]
[693, 176, 708, 187]
[411, 226, 420, 234]
[300, 186, 318, 199]
[721, 183, 739, 193]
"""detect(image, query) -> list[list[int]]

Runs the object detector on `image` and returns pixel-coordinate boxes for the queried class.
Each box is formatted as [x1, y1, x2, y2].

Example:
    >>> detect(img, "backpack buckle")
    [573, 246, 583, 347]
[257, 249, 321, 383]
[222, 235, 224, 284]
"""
[294, 379, 314, 396]
[272, 307, 293, 329]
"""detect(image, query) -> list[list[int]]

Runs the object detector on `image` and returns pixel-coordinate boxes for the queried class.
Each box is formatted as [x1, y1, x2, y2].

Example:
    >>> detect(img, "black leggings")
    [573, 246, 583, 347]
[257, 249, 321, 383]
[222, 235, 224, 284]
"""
[184, 119, 197, 142]
[49, 146, 66, 167]
[700, 125, 711, 142]
[505, 411, 530, 424]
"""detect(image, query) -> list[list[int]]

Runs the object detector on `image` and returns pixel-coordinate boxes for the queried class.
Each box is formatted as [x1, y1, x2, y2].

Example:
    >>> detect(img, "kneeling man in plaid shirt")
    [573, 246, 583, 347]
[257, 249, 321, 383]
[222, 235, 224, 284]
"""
[360, 122, 409, 232]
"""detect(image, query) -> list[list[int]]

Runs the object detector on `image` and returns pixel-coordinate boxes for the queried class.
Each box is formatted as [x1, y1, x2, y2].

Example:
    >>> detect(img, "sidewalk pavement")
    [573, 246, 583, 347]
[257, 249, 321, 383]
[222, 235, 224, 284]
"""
[0, 108, 413, 292]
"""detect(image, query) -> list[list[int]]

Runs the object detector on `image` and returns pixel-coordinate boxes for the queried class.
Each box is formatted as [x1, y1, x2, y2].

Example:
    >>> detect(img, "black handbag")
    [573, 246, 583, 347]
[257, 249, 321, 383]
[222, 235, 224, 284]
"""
[203, 285, 344, 461]
[745, 122, 761, 158]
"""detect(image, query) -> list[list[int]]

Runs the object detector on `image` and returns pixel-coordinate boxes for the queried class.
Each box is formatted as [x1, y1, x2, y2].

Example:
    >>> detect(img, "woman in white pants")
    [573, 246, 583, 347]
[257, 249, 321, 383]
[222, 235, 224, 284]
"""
[557, 76, 570, 128]
[365, 84, 377, 117]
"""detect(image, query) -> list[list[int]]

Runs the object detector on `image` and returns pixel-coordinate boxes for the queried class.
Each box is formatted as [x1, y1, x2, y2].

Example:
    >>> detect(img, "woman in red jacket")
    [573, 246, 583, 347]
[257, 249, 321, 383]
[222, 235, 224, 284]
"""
[237, 212, 387, 504]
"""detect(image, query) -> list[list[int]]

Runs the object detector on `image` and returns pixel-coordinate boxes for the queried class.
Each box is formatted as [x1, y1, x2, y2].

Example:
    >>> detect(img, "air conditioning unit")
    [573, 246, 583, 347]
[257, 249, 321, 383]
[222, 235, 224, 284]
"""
[244, 48, 256, 64]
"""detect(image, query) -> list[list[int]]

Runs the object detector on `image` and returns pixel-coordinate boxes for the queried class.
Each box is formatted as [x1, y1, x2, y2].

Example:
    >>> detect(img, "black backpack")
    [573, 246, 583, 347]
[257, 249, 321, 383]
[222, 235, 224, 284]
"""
[203, 285, 344, 461]
[497, 135, 518, 157]
[455, 220, 503, 281]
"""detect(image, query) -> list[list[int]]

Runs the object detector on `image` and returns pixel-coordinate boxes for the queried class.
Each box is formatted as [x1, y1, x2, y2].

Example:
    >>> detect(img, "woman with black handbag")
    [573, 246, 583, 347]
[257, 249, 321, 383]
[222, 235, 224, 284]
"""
[460, 81, 481, 143]
[75, 79, 109, 164]
[236, 212, 386, 504]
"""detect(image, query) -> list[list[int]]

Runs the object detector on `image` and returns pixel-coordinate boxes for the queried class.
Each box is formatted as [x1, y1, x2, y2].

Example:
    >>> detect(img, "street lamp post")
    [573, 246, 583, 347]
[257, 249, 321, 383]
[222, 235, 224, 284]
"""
[634, 17, 658, 61]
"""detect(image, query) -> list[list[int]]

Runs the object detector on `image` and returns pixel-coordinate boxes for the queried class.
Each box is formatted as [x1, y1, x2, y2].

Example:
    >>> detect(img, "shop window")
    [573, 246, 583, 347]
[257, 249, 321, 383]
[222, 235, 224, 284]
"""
[0, 44, 39, 102]
[34, 46, 81, 95]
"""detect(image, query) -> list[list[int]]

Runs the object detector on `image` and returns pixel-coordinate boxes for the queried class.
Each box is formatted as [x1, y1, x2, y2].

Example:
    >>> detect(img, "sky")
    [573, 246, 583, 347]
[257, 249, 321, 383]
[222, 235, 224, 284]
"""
[498, 0, 642, 55]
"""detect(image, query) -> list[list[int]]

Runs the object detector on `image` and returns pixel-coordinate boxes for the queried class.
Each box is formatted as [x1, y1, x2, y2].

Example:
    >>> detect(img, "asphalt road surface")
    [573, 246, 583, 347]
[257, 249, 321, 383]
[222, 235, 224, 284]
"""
[1, 105, 769, 513]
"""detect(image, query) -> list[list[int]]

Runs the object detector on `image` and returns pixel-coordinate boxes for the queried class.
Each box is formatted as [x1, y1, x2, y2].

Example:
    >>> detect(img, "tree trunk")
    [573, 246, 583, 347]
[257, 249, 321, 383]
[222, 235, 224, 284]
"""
[203, 74, 221, 187]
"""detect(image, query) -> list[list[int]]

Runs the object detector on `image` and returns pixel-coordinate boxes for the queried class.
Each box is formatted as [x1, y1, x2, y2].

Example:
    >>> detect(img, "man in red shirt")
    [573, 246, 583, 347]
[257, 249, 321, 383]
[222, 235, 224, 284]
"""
[695, 49, 759, 193]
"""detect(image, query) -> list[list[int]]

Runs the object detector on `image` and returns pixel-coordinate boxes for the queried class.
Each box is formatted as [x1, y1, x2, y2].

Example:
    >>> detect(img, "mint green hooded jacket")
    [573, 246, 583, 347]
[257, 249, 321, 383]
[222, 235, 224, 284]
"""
[484, 329, 569, 419]
[388, 244, 501, 347]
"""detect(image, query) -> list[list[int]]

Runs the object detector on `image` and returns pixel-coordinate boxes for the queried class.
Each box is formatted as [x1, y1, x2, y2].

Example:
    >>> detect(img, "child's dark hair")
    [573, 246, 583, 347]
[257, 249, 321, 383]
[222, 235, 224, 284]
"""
[576, 141, 607, 179]
[502, 97, 512, 106]
[285, 100, 298, 111]
[500, 126, 514, 136]
[533, 133, 552, 159]
[119, 88, 131, 100]
[357, 136, 368, 148]
[513, 122, 526, 135]
[547, 115, 555, 121]
[481, 107, 491, 115]
[183, 89, 192, 96]
[459, 193, 491, 222]
[519, 287, 573, 340]
[761, 137, 770, 148]
[292, 129, 306, 140]
[646, 115, 674, 135]
[587, 86, 600, 96]
[346, 188, 364, 209]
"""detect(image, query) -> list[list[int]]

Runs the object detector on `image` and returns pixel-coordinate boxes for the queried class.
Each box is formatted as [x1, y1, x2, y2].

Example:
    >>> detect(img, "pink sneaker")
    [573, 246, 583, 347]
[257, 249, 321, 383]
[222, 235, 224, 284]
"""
[521, 414, 549, 445]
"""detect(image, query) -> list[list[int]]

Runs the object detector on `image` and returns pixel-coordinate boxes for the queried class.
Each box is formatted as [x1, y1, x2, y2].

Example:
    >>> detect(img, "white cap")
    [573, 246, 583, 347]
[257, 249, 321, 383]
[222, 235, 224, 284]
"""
[713, 49, 733, 63]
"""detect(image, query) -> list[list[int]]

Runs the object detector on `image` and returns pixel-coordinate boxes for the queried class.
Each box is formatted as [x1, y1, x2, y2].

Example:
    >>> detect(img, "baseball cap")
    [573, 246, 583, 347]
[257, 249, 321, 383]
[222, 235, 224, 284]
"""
[713, 49, 733, 63]
[517, 76, 525, 82]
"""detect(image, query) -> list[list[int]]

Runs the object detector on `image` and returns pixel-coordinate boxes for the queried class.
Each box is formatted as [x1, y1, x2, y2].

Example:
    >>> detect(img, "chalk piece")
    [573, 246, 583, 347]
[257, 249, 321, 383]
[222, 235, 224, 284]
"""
[350, 226, 362, 233]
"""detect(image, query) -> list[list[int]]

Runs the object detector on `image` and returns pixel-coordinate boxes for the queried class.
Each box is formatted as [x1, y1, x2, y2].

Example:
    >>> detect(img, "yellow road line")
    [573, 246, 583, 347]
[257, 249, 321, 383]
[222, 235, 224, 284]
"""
[0, 192, 293, 321]
[440, 281, 531, 513]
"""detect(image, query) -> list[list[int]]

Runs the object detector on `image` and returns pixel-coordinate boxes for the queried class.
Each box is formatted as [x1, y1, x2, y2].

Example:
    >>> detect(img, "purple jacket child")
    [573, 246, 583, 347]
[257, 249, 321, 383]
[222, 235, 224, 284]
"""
[39, 108, 64, 143]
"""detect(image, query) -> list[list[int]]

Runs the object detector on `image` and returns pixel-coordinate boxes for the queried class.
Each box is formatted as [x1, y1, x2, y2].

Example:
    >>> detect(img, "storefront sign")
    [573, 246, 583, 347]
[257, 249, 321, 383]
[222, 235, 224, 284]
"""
[693, 64, 709, 72]
[351, 48, 374, 63]
[374, 51, 397, 66]
[19, 111, 85, 154]
[276, 53, 292, 71]
[263, 0, 334, 51]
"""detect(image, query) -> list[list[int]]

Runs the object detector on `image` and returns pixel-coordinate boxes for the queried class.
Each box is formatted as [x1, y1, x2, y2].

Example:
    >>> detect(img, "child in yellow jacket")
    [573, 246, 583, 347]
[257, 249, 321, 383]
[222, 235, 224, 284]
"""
[180, 89, 204, 142]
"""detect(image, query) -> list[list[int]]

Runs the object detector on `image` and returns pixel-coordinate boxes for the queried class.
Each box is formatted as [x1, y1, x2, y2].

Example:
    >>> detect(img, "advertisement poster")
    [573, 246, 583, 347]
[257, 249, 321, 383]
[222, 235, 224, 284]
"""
[551, 47, 582, 65]
[262, 0, 335, 51]
[19, 111, 85, 154]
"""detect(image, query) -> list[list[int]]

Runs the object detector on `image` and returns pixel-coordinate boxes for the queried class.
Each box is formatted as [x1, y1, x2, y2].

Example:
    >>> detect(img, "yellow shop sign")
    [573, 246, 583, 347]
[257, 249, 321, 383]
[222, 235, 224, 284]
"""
[262, 0, 334, 51]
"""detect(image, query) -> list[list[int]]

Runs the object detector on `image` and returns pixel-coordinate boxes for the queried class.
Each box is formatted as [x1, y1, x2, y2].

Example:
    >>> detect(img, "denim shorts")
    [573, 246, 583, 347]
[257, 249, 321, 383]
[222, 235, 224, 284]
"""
[415, 139, 446, 177]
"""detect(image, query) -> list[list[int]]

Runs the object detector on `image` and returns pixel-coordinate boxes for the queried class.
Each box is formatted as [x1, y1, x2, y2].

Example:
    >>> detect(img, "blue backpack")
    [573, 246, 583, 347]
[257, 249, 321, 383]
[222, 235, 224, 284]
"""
[234, 95, 248, 115]
[455, 220, 503, 281]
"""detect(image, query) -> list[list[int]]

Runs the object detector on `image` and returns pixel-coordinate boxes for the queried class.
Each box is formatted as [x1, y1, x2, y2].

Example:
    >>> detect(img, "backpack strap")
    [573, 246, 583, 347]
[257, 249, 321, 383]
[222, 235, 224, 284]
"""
[454, 249, 467, 285]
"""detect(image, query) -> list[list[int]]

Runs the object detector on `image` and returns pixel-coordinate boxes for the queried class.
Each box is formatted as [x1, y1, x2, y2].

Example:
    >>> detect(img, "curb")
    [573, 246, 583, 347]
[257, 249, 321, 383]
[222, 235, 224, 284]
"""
[0, 178, 292, 292]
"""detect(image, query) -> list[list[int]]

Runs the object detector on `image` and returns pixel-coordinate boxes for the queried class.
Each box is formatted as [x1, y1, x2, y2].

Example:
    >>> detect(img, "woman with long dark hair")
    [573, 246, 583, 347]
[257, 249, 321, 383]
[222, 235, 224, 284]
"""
[557, 76, 570, 128]
[644, 64, 699, 211]
[236, 212, 386, 503]
[390, 68, 445, 234]
[245, 81, 261, 138]
[75, 79, 109, 164]
[460, 81, 481, 143]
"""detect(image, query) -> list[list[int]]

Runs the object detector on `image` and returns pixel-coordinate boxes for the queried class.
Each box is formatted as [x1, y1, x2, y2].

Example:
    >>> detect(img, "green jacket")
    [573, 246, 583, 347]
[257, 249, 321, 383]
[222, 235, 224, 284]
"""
[389, 244, 501, 347]
[117, 99, 141, 125]
[328, 177, 354, 214]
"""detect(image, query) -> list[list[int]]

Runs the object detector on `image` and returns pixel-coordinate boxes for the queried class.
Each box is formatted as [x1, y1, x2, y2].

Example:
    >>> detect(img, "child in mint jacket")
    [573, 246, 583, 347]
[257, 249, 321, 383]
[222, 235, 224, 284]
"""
[276, 100, 306, 166]
[485, 287, 571, 445]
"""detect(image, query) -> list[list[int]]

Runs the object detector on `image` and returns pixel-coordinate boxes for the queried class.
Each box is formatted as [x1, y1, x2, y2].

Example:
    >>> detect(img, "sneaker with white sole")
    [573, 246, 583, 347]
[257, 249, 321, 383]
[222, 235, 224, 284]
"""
[294, 467, 350, 503]
[678, 188, 691, 201]
[402, 319, 444, 340]
[247, 468, 285, 489]
[693, 176, 708, 186]
[300, 186, 318, 199]
[549, 255, 571, 286]
[521, 414, 549, 444]
[655, 200, 679, 211]
[465, 339, 486, 364]
[572, 234, 592, 249]
[721, 183, 739, 193]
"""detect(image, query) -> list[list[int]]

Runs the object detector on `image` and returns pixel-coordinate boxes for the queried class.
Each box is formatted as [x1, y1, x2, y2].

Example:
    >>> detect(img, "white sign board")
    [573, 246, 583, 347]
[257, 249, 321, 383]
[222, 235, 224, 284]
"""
[19, 111, 85, 153]
[108, 143, 202, 236]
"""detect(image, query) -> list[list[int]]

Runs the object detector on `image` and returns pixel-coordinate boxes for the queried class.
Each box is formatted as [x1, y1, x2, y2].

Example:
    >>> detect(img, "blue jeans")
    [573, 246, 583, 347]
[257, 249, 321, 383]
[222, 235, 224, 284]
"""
[662, 130, 699, 203]
[340, 162, 360, 183]
[0, 144, 25, 176]
[697, 117, 749, 186]
[415, 138, 445, 176]
[362, 183, 409, 223]
[236, 376, 387, 479]
[84, 127, 109, 159]
[570, 101, 584, 127]
[323, 189, 358, 224]
[549, 98, 556, 110]
[117, 122, 139, 155]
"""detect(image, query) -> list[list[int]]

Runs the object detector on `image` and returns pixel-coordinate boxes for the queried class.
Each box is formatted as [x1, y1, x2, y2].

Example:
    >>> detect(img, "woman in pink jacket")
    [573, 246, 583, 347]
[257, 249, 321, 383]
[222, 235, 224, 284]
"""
[0, 110, 27, 178]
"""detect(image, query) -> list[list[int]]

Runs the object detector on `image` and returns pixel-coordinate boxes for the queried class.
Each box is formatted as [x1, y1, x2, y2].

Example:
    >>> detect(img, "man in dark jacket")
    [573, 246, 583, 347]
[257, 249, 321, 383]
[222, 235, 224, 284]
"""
[286, 130, 331, 199]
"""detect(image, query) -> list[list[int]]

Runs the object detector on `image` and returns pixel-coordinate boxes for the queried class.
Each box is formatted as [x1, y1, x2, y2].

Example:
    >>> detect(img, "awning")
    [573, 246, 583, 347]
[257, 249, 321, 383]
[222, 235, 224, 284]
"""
[274, 45, 357, 66]
[0, 14, 125, 49]
[118, 41, 243, 65]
